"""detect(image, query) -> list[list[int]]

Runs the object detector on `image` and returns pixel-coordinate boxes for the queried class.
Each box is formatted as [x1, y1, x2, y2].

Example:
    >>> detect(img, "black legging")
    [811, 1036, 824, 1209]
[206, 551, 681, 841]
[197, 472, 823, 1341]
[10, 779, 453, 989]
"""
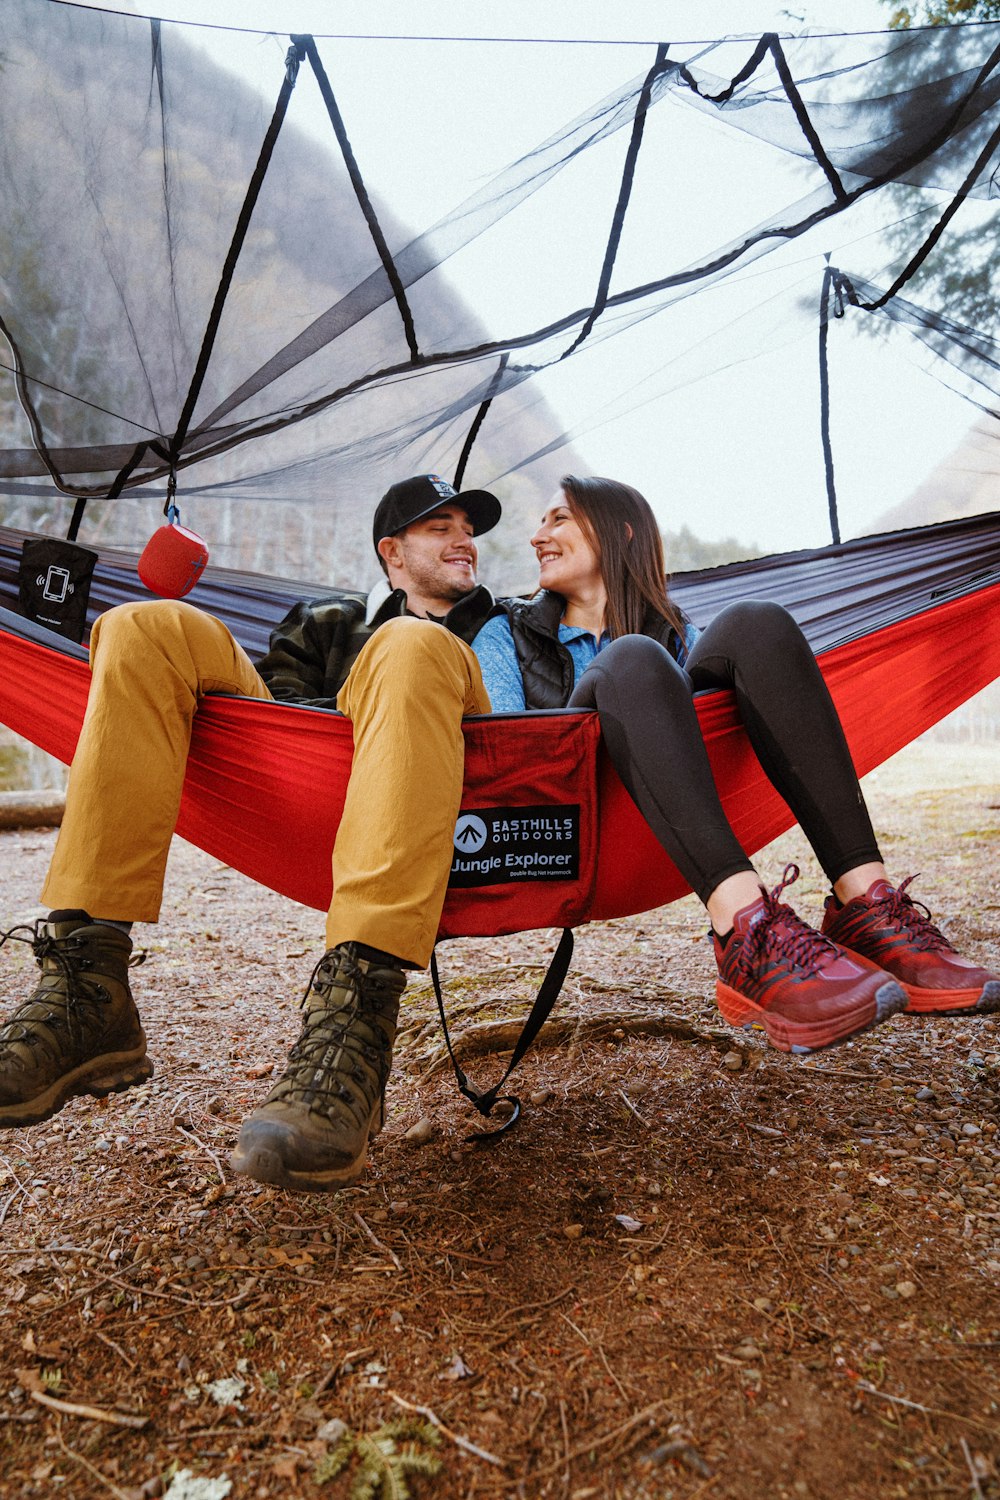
[567, 600, 882, 904]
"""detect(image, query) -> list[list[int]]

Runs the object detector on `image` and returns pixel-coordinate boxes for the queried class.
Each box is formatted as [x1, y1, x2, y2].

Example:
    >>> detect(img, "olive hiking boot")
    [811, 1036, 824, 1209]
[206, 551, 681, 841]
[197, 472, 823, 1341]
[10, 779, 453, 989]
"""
[231, 943, 406, 1193]
[0, 911, 152, 1127]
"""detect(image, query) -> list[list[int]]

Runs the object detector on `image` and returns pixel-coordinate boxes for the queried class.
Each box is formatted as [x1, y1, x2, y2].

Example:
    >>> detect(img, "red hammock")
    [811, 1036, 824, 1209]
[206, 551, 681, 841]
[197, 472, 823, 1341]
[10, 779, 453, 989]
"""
[1, 578, 997, 940]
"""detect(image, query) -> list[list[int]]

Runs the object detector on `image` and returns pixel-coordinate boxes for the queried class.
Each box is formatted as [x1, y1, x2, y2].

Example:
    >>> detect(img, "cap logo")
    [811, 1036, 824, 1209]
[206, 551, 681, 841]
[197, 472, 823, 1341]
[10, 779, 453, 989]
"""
[427, 475, 457, 500]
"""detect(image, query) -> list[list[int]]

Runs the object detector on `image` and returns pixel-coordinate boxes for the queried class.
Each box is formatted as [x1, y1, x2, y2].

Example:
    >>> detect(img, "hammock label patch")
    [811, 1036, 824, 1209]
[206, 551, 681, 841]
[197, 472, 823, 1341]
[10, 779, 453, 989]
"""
[450, 805, 580, 886]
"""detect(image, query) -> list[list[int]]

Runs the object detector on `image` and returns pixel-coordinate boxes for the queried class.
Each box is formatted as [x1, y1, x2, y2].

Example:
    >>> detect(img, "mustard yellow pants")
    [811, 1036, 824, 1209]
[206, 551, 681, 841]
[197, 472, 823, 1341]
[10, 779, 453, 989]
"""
[42, 601, 490, 967]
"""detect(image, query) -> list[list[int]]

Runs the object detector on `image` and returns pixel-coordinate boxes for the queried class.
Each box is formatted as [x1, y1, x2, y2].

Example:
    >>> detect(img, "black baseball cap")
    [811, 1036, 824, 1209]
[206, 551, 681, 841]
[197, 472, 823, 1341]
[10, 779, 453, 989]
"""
[372, 474, 501, 553]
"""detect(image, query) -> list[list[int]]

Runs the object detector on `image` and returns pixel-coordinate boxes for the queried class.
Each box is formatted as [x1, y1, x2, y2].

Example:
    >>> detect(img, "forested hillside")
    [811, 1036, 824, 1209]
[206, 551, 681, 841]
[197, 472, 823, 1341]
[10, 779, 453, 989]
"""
[0, 1, 581, 589]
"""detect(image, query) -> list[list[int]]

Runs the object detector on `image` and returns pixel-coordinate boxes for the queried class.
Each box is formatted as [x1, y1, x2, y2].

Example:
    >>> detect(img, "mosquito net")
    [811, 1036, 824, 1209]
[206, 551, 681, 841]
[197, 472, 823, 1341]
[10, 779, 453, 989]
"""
[1, 0, 999, 587]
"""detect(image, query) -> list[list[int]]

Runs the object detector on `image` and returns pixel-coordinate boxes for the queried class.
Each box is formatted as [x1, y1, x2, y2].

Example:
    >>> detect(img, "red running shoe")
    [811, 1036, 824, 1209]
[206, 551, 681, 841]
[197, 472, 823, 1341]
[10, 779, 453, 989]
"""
[714, 865, 906, 1053]
[822, 876, 1000, 1016]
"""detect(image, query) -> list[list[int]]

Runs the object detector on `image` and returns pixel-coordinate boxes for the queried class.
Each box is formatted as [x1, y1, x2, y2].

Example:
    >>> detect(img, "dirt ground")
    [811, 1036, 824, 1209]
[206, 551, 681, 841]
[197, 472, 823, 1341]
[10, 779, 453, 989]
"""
[0, 740, 998, 1500]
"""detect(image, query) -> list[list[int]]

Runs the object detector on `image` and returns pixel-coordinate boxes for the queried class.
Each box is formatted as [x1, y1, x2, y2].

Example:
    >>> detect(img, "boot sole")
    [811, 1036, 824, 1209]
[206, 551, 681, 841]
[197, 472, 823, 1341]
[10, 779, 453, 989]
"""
[0, 1042, 154, 1128]
[715, 978, 906, 1054]
[229, 1137, 369, 1193]
[902, 979, 1000, 1015]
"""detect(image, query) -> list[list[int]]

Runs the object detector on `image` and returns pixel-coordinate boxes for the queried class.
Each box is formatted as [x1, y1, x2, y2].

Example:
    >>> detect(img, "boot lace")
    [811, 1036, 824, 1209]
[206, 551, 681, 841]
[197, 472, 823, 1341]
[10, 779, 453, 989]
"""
[867, 874, 952, 953]
[733, 864, 841, 981]
[282, 947, 397, 1121]
[0, 921, 109, 1060]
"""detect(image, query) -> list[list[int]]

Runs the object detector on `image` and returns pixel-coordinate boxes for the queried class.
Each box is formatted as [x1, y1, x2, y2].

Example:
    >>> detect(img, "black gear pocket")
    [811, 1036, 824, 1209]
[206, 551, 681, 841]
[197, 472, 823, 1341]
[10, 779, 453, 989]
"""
[18, 538, 98, 643]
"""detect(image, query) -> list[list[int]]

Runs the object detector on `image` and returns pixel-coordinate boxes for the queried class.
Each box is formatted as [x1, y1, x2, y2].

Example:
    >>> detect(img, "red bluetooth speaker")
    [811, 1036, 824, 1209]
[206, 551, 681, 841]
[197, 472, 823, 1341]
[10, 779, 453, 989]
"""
[138, 511, 209, 599]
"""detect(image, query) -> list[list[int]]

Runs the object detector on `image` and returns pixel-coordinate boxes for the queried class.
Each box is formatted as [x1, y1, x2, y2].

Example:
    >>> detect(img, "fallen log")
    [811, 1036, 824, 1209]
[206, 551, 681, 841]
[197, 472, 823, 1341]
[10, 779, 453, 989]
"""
[412, 1007, 737, 1079]
[0, 788, 66, 829]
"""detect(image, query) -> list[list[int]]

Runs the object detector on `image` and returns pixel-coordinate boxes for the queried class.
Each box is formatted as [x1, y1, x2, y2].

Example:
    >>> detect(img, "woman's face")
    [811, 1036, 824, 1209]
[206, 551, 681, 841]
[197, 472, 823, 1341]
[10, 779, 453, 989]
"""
[531, 493, 601, 596]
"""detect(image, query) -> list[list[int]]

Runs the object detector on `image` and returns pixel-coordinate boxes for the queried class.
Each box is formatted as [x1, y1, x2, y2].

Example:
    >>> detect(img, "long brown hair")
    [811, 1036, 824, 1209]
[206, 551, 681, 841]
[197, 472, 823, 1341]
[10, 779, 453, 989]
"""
[559, 475, 685, 640]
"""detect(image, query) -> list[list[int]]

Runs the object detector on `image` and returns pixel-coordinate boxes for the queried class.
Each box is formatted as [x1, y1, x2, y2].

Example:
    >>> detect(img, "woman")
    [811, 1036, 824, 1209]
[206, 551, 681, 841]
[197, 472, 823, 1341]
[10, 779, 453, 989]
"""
[473, 475, 999, 1053]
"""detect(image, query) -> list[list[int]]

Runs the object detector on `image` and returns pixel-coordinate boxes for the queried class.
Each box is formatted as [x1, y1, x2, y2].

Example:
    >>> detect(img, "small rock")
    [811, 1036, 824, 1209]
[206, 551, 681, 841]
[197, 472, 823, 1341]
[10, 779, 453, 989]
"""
[316, 1417, 349, 1444]
[722, 1051, 744, 1072]
[895, 1280, 918, 1300]
[529, 1088, 553, 1106]
[915, 1087, 936, 1102]
[563, 1223, 584, 1239]
[404, 1117, 434, 1145]
[614, 1214, 643, 1233]
[962, 1123, 982, 1138]
[440, 1353, 473, 1381]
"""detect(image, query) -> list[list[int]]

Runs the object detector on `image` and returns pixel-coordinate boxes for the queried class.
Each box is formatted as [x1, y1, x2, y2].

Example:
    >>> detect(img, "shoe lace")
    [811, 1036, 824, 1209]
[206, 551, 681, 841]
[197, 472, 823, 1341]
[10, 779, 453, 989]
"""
[734, 863, 841, 980]
[283, 948, 394, 1118]
[0, 921, 107, 1057]
[868, 874, 953, 953]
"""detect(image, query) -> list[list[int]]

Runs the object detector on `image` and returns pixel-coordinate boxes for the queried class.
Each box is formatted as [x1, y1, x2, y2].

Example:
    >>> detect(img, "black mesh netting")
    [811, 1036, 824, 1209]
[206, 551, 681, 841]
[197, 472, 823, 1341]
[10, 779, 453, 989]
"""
[2, 1, 1000, 587]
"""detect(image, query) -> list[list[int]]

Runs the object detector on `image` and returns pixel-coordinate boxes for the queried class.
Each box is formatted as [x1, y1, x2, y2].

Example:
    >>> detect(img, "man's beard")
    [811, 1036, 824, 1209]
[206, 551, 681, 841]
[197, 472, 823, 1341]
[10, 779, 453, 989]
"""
[403, 555, 477, 605]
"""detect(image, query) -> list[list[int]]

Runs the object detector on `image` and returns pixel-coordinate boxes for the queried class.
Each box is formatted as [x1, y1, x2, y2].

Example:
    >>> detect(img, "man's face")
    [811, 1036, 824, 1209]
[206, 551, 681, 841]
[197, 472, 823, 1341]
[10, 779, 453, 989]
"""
[379, 504, 479, 610]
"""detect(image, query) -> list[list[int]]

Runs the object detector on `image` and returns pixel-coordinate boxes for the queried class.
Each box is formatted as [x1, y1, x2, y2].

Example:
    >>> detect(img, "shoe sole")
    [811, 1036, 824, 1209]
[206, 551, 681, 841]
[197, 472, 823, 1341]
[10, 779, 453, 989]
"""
[715, 978, 907, 1054]
[0, 1042, 154, 1128]
[903, 979, 1000, 1016]
[229, 1131, 371, 1194]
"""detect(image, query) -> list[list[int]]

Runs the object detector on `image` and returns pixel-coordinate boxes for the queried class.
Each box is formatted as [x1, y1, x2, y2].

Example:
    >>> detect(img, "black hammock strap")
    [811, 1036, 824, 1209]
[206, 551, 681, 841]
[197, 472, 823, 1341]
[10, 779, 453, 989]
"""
[430, 927, 575, 1142]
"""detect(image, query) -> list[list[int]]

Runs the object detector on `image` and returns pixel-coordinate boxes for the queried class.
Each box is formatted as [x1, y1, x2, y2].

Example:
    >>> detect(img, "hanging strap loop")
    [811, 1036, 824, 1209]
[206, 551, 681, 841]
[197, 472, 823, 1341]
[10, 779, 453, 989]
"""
[164, 468, 179, 523]
[430, 927, 575, 1142]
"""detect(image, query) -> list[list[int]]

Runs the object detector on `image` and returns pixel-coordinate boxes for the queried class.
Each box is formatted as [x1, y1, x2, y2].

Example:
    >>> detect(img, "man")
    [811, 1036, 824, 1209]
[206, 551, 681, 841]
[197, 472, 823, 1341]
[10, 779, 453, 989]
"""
[0, 475, 500, 1194]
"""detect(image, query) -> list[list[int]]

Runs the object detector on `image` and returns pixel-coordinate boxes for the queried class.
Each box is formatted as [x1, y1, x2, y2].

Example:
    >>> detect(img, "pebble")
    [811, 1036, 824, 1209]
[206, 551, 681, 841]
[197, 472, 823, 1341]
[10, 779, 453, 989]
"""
[915, 1087, 936, 1102]
[317, 1417, 349, 1444]
[563, 1223, 584, 1239]
[404, 1117, 434, 1145]
[962, 1123, 982, 1138]
[895, 1281, 918, 1300]
[722, 1051, 744, 1072]
[529, 1088, 553, 1105]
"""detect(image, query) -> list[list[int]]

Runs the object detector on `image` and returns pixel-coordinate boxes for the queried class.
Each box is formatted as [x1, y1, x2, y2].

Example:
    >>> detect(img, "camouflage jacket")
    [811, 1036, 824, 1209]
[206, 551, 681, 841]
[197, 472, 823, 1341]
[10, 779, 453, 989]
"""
[255, 582, 497, 709]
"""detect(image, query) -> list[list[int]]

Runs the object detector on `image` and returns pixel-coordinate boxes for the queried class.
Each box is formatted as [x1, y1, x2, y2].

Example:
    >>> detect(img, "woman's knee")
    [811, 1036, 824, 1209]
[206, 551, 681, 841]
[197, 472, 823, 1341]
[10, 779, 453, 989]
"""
[599, 634, 689, 690]
[575, 633, 691, 710]
[700, 600, 807, 657]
